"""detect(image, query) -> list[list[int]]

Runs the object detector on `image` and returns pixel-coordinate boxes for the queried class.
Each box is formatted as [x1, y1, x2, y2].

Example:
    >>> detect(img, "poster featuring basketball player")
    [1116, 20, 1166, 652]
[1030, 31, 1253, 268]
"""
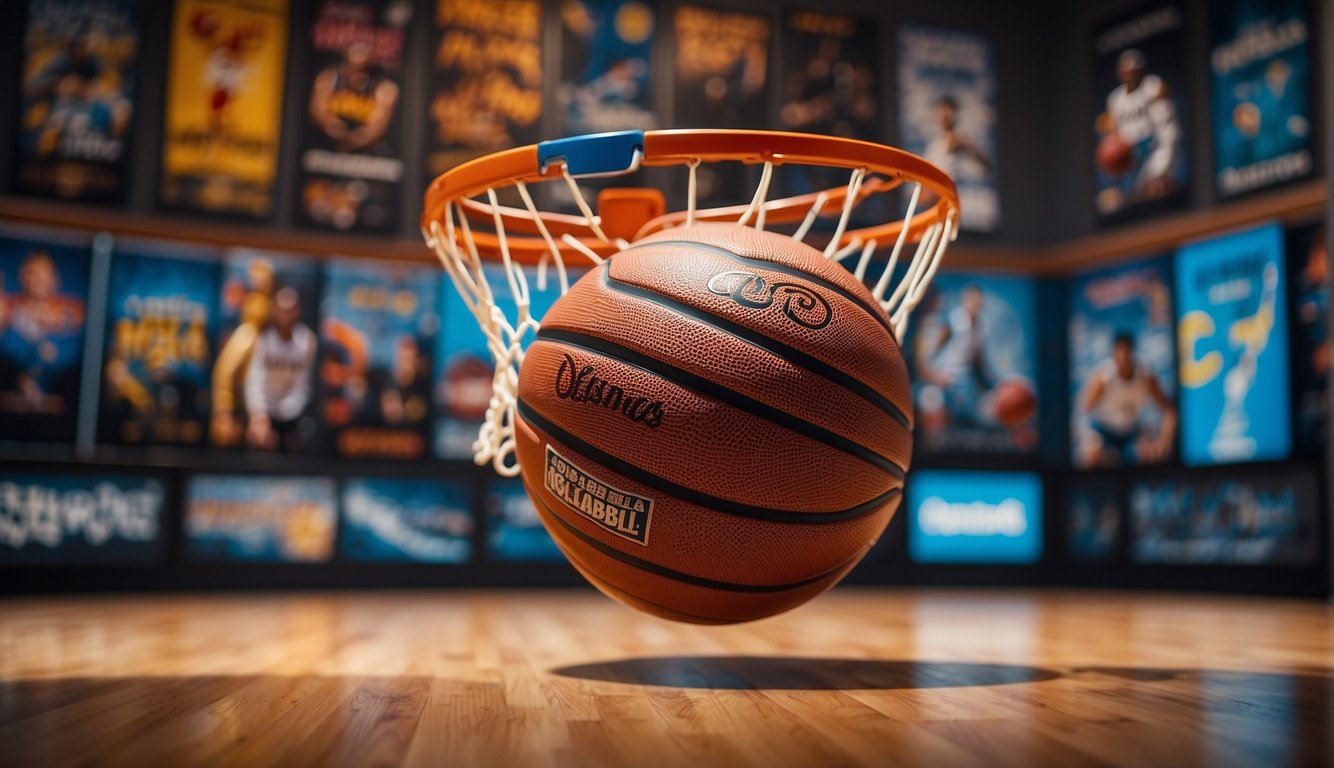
[341, 477, 472, 563]
[1066, 480, 1121, 561]
[211, 250, 320, 452]
[1091, 2, 1189, 223]
[558, 0, 658, 136]
[0, 231, 89, 443]
[12, 0, 142, 202]
[908, 274, 1038, 456]
[1210, 0, 1314, 198]
[1068, 256, 1177, 468]
[185, 474, 337, 562]
[320, 258, 438, 460]
[1287, 222, 1326, 452]
[294, 0, 412, 232]
[159, 0, 288, 218]
[98, 248, 221, 446]
[486, 477, 564, 562]
[1175, 222, 1290, 466]
[896, 25, 1000, 234]
[426, 0, 544, 179]
[0, 472, 164, 565]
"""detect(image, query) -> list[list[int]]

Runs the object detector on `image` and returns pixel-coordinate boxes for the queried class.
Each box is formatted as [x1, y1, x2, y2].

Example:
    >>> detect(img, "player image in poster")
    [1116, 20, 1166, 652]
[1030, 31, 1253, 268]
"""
[296, 0, 412, 232]
[426, 0, 543, 178]
[211, 250, 320, 452]
[185, 474, 337, 562]
[1091, 2, 1189, 222]
[897, 25, 999, 234]
[320, 259, 438, 460]
[341, 477, 472, 563]
[909, 275, 1038, 455]
[1068, 257, 1177, 468]
[1210, 0, 1313, 198]
[1175, 222, 1290, 466]
[1288, 223, 1326, 452]
[159, 0, 288, 218]
[486, 477, 564, 562]
[558, 0, 658, 136]
[12, 0, 141, 202]
[0, 233, 89, 442]
[99, 249, 220, 446]
[1067, 482, 1121, 562]
[0, 472, 164, 565]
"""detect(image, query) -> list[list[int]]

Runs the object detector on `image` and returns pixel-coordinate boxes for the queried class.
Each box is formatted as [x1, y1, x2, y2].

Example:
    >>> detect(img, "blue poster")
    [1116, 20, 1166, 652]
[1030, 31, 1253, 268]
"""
[0, 231, 89, 442]
[1068, 256, 1177, 467]
[485, 478, 564, 562]
[185, 474, 337, 562]
[908, 470, 1043, 564]
[1175, 222, 1290, 465]
[908, 274, 1038, 455]
[1288, 223, 1327, 452]
[1209, 0, 1314, 198]
[1066, 480, 1121, 561]
[0, 472, 163, 564]
[558, 0, 658, 135]
[320, 258, 439, 459]
[341, 477, 473, 563]
[99, 248, 221, 446]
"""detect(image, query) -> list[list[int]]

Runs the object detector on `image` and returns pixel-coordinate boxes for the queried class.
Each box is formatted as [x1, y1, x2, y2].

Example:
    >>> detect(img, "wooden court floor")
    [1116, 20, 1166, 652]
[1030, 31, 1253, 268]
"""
[1, 589, 1331, 767]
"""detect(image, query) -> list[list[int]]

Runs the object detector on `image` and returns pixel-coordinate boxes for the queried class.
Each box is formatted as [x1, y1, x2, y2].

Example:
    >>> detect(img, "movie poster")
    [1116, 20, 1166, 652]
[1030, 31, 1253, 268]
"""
[1066, 480, 1121, 561]
[426, 0, 544, 179]
[1288, 222, 1327, 452]
[558, 0, 658, 136]
[0, 472, 164, 565]
[907, 470, 1043, 564]
[1068, 256, 1177, 468]
[211, 250, 321, 452]
[1091, 2, 1189, 223]
[295, 0, 412, 232]
[341, 477, 472, 563]
[99, 249, 221, 446]
[1175, 222, 1290, 466]
[897, 25, 1000, 234]
[1130, 471, 1318, 565]
[320, 258, 438, 460]
[159, 0, 288, 218]
[486, 478, 564, 562]
[908, 274, 1039, 456]
[1210, 0, 1314, 198]
[185, 474, 337, 562]
[0, 231, 89, 443]
[12, 0, 142, 202]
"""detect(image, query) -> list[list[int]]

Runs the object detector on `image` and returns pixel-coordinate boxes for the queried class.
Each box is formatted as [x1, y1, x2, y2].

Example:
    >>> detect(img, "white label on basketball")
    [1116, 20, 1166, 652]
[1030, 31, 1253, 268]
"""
[544, 445, 654, 546]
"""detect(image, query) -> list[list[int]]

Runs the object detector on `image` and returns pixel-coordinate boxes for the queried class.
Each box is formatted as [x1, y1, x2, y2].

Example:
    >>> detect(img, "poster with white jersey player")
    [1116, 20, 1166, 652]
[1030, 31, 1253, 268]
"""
[1091, 2, 1190, 223]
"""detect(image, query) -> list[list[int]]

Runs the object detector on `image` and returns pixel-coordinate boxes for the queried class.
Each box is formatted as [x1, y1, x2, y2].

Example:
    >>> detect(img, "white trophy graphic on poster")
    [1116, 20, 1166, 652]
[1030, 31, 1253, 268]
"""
[1210, 263, 1277, 461]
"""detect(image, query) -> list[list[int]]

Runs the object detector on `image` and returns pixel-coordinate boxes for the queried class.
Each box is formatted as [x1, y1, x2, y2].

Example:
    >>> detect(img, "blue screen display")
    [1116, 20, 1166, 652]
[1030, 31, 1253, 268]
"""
[908, 470, 1044, 564]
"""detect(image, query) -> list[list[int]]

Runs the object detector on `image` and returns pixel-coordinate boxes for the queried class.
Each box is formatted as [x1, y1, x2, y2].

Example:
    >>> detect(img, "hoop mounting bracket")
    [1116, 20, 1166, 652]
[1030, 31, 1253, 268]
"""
[538, 130, 645, 178]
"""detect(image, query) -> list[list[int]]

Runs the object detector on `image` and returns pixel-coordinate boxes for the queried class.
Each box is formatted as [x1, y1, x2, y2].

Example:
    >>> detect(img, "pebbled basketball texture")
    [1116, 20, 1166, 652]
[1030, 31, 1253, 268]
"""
[515, 223, 913, 624]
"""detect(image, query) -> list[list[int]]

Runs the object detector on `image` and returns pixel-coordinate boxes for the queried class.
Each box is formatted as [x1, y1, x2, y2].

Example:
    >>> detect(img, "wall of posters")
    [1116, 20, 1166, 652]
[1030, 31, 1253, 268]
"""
[1091, 2, 1189, 222]
[1131, 471, 1318, 565]
[896, 24, 999, 234]
[295, 0, 412, 232]
[0, 231, 89, 443]
[908, 273, 1038, 456]
[0, 472, 163, 565]
[211, 249, 320, 452]
[320, 258, 438, 460]
[1066, 480, 1121, 561]
[426, 0, 543, 179]
[12, 0, 142, 201]
[341, 477, 472, 562]
[1175, 222, 1290, 466]
[98, 249, 220, 446]
[159, 0, 288, 218]
[558, 0, 658, 136]
[486, 478, 564, 562]
[1068, 256, 1177, 468]
[1288, 222, 1327, 452]
[1209, 0, 1314, 198]
[185, 474, 337, 562]
[908, 470, 1044, 564]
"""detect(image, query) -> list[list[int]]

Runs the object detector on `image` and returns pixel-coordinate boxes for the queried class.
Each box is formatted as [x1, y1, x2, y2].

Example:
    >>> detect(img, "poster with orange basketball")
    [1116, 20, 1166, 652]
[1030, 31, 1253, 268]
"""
[159, 0, 288, 219]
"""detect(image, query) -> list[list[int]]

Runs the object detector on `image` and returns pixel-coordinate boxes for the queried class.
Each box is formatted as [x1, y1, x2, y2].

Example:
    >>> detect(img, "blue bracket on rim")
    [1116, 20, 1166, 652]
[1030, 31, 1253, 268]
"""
[537, 130, 645, 178]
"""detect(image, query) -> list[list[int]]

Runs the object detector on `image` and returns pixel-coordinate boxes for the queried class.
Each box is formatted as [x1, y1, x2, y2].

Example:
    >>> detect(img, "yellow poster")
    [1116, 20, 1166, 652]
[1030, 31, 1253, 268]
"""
[160, 0, 288, 218]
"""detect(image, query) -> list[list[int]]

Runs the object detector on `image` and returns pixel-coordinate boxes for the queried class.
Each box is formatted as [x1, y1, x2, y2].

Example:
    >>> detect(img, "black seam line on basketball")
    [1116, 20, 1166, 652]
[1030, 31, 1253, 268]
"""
[526, 489, 853, 594]
[599, 265, 911, 430]
[619, 239, 894, 334]
[516, 398, 902, 524]
[534, 328, 906, 479]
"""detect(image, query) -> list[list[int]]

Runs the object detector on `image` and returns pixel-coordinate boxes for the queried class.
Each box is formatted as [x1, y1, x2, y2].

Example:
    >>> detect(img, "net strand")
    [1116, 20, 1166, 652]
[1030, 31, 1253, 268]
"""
[792, 191, 829, 244]
[736, 162, 775, 229]
[823, 168, 866, 259]
[685, 159, 701, 227]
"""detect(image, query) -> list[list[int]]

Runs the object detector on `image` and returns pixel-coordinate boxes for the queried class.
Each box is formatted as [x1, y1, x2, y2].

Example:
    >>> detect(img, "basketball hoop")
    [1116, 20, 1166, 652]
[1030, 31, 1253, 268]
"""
[421, 129, 960, 476]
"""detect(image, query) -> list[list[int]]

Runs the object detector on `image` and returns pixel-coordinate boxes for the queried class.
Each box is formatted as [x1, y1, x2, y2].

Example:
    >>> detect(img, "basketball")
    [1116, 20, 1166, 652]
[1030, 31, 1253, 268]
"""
[513, 223, 912, 624]
[992, 376, 1037, 427]
[1096, 132, 1134, 178]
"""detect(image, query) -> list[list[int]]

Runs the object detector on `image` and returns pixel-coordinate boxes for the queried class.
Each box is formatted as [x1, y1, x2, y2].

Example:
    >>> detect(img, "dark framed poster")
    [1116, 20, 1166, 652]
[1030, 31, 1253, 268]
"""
[11, 0, 142, 202]
[1287, 222, 1327, 452]
[295, 0, 413, 232]
[1091, 2, 1189, 223]
[0, 472, 165, 565]
[557, 0, 659, 136]
[341, 477, 473, 563]
[1209, 0, 1315, 198]
[159, 0, 289, 218]
[185, 474, 337, 562]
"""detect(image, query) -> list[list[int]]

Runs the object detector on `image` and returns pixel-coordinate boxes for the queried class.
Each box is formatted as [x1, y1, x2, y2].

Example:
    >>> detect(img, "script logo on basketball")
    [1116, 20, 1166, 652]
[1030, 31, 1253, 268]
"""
[706, 270, 832, 329]
[545, 446, 653, 545]
[554, 353, 664, 427]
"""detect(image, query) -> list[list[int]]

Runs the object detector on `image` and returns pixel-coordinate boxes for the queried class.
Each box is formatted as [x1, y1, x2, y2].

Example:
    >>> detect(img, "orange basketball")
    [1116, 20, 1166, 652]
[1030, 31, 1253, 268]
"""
[992, 377, 1037, 428]
[514, 223, 913, 624]
[1096, 132, 1134, 178]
